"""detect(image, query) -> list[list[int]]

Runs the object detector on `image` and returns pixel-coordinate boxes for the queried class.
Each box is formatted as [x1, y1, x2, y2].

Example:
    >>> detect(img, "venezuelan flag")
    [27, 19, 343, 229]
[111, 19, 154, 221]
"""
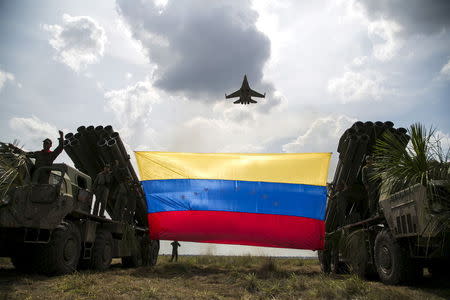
[135, 152, 331, 250]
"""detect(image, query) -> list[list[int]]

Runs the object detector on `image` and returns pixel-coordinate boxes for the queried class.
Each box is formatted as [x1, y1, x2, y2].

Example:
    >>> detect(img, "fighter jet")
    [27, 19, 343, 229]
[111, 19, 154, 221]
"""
[225, 75, 265, 105]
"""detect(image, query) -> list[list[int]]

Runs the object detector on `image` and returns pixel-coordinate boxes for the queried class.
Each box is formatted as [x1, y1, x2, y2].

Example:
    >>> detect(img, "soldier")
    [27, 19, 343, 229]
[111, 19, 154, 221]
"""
[170, 241, 181, 262]
[92, 163, 112, 217]
[110, 161, 136, 222]
[10, 130, 64, 184]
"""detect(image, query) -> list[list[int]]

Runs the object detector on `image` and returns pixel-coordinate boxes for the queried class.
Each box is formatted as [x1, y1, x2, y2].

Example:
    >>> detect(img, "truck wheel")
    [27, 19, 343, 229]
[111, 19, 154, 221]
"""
[318, 250, 331, 273]
[150, 240, 160, 266]
[143, 239, 159, 266]
[122, 240, 142, 268]
[122, 254, 142, 268]
[346, 230, 374, 278]
[330, 247, 348, 274]
[36, 221, 81, 275]
[374, 229, 408, 285]
[348, 247, 368, 278]
[91, 230, 113, 271]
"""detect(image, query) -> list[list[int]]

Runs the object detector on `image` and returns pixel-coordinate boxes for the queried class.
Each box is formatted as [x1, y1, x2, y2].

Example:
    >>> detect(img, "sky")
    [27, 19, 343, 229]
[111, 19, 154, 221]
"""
[1, 0, 449, 256]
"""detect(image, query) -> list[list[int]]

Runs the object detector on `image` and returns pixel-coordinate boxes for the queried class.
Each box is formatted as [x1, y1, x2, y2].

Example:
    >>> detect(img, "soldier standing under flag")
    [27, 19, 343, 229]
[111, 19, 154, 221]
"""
[170, 241, 181, 262]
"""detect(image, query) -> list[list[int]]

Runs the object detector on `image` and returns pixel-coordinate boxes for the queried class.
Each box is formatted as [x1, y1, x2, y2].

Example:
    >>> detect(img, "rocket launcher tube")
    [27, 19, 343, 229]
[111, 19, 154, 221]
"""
[110, 132, 139, 183]
[63, 139, 87, 173]
[104, 125, 114, 136]
[346, 134, 369, 185]
[78, 129, 102, 173]
[107, 138, 128, 167]
[77, 126, 86, 133]
[97, 139, 114, 165]
[70, 138, 98, 178]
[337, 134, 358, 186]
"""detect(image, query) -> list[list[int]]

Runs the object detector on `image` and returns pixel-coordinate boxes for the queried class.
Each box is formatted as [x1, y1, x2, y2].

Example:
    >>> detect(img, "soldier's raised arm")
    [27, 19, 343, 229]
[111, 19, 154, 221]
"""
[52, 130, 64, 159]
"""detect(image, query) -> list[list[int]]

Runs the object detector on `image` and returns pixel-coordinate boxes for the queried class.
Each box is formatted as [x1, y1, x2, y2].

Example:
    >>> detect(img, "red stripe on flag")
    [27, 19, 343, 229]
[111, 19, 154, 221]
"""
[148, 211, 325, 250]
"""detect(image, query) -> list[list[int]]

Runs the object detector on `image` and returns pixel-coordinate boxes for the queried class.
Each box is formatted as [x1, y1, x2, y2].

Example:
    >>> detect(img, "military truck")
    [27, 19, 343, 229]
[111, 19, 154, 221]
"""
[319, 121, 450, 285]
[0, 125, 159, 275]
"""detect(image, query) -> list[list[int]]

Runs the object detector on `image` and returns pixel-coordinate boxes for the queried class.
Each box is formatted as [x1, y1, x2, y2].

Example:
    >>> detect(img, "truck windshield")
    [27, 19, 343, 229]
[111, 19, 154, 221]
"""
[49, 171, 67, 194]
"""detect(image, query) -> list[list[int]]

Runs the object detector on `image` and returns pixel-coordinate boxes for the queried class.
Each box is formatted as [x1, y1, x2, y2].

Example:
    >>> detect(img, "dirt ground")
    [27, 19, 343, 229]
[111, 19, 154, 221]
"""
[1, 256, 449, 300]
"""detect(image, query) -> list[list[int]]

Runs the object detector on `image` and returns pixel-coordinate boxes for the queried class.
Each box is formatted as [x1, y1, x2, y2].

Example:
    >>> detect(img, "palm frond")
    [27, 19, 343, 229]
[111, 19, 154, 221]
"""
[0, 142, 32, 205]
[372, 123, 449, 197]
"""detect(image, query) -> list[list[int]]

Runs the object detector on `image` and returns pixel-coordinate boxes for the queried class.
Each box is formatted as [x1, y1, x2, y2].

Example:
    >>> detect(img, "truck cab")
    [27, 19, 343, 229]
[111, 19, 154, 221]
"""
[0, 164, 92, 232]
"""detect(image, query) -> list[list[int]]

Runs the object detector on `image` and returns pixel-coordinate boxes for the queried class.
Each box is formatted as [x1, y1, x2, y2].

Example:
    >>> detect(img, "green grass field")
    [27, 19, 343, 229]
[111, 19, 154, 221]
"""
[1, 256, 449, 299]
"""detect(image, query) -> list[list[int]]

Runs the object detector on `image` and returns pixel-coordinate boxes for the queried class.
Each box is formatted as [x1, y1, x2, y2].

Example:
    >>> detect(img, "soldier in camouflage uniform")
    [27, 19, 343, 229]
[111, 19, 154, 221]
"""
[170, 241, 181, 262]
[92, 163, 112, 217]
[10, 130, 64, 184]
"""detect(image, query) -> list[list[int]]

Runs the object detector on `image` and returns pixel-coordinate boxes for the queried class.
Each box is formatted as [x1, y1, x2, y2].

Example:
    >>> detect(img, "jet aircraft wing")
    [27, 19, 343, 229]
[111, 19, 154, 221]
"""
[226, 90, 241, 98]
[250, 89, 265, 98]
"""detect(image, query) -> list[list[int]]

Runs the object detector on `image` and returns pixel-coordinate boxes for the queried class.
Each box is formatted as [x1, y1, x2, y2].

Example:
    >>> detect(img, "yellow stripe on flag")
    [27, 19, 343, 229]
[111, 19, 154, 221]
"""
[135, 152, 331, 186]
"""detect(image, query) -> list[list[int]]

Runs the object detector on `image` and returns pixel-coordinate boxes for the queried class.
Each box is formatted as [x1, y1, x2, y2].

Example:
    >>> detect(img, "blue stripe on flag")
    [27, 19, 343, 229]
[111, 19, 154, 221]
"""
[141, 179, 327, 220]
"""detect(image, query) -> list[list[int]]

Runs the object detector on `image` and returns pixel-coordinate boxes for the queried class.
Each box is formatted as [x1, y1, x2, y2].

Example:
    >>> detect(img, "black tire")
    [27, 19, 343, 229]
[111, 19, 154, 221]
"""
[330, 246, 348, 274]
[91, 230, 113, 271]
[122, 254, 142, 268]
[348, 247, 368, 278]
[149, 240, 160, 266]
[122, 238, 142, 268]
[345, 230, 374, 278]
[141, 239, 159, 266]
[318, 250, 331, 273]
[374, 229, 417, 285]
[35, 221, 81, 275]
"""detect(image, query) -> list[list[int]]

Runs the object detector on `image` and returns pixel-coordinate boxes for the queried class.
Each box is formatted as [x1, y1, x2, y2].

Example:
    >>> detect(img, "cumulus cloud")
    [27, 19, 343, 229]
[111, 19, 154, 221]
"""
[168, 116, 263, 153]
[283, 115, 356, 153]
[172, 117, 233, 152]
[43, 14, 107, 72]
[327, 71, 389, 103]
[9, 116, 59, 147]
[367, 19, 403, 61]
[342, 0, 450, 61]
[352, 56, 368, 66]
[356, 0, 450, 37]
[0, 69, 15, 91]
[104, 78, 162, 133]
[116, 0, 271, 100]
[440, 59, 450, 79]
[283, 115, 357, 181]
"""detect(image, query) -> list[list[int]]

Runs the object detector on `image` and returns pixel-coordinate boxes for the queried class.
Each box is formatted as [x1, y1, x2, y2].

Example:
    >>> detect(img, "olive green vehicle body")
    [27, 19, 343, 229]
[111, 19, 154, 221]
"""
[320, 121, 450, 284]
[0, 126, 159, 274]
[0, 164, 143, 258]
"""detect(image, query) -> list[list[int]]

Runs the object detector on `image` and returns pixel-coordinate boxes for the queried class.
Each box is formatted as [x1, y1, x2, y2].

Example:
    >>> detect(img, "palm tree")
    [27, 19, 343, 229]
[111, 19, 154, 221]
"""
[0, 142, 32, 205]
[371, 123, 449, 207]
